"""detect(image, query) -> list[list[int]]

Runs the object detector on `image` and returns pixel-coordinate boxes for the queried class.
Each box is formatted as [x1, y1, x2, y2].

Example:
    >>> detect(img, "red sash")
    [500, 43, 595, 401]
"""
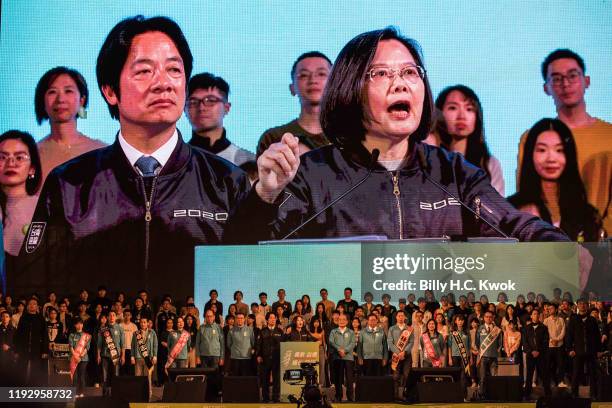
[70, 333, 91, 380]
[391, 327, 413, 371]
[422, 333, 442, 367]
[165, 330, 190, 369]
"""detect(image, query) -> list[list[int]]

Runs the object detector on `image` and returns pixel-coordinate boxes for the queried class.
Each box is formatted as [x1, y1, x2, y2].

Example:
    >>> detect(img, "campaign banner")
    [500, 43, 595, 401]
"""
[279, 342, 319, 402]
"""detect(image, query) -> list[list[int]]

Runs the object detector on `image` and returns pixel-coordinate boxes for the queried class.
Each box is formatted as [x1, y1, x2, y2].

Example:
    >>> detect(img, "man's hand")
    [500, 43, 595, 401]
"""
[257, 356, 263, 364]
[131, 357, 136, 365]
[398, 351, 405, 360]
[532, 351, 539, 358]
[256, 133, 300, 203]
[219, 358, 224, 367]
[569, 350, 576, 357]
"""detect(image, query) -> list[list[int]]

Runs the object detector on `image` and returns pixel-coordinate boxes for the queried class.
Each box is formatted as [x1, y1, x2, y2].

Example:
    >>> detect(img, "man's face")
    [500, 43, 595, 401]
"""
[344, 289, 352, 300]
[163, 301, 170, 311]
[260, 294, 267, 303]
[210, 292, 217, 300]
[544, 58, 589, 110]
[320, 291, 328, 300]
[278, 290, 285, 300]
[396, 312, 405, 325]
[235, 292, 242, 302]
[98, 289, 106, 298]
[415, 312, 423, 323]
[102, 31, 186, 131]
[236, 314, 245, 326]
[109, 312, 116, 325]
[531, 310, 540, 323]
[205, 311, 215, 324]
[577, 301, 587, 314]
[290, 57, 330, 106]
[27, 300, 38, 314]
[355, 309, 363, 318]
[186, 87, 229, 133]
[368, 316, 378, 328]
[338, 314, 348, 328]
[484, 313, 493, 324]
[267, 313, 277, 327]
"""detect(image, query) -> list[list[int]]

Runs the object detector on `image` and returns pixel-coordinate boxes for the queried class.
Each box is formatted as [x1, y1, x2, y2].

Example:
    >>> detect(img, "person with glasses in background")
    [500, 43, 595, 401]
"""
[233, 27, 569, 244]
[517, 49, 611, 235]
[185, 72, 254, 166]
[257, 51, 333, 157]
[0, 131, 42, 276]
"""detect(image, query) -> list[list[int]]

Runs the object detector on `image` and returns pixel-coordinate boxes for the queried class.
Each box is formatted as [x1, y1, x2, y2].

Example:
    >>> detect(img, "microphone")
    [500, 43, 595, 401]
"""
[282, 149, 380, 240]
[416, 147, 510, 239]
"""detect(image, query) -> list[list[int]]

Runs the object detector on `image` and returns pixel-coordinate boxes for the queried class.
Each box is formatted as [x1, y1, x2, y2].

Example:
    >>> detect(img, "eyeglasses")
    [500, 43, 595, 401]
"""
[0, 153, 31, 165]
[547, 70, 583, 87]
[186, 96, 226, 109]
[366, 64, 426, 85]
[296, 70, 329, 81]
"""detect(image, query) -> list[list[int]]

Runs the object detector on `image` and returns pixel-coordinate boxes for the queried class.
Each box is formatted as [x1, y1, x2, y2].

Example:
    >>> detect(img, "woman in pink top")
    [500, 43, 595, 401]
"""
[35, 67, 106, 183]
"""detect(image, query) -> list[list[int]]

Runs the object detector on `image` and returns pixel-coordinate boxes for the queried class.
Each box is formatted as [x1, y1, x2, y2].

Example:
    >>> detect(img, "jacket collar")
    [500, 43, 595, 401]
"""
[338, 140, 422, 174]
[188, 128, 231, 154]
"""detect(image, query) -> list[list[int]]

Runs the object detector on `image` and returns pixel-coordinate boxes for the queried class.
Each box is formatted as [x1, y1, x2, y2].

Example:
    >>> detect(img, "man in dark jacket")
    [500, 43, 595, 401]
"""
[14, 298, 48, 385]
[565, 299, 600, 397]
[523, 309, 551, 398]
[13, 16, 250, 302]
[256, 313, 285, 402]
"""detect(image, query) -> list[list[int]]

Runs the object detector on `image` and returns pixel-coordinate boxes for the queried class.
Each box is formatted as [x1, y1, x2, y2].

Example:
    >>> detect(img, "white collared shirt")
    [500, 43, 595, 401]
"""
[118, 130, 178, 174]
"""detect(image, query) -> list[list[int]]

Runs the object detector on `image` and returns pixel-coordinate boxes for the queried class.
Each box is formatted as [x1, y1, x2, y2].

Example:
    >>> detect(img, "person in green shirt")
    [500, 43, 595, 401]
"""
[226, 313, 254, 376]
[68, 318, 90, 396]
[96, 311, 124, 396]
[328, 314, 356, 402]
[167, 316, 191, 368]
[357, 313, 387, 376]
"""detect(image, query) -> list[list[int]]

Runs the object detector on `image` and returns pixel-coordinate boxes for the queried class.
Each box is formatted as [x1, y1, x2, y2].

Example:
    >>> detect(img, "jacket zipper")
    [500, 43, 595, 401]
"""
[140, 176, 158, 271]
[392, 171, 404, 239]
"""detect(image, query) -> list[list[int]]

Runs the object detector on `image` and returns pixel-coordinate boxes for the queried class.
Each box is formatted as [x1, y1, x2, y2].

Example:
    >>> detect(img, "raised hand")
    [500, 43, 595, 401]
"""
[256, 133, 300, 203]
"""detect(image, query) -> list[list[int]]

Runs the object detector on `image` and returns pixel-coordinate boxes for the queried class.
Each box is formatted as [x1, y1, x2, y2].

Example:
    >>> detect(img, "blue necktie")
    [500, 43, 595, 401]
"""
[135, 156, 160, 177]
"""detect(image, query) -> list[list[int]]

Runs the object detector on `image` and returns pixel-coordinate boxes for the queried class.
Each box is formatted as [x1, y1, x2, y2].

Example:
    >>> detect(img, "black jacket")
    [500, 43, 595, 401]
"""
[256, 326, 284, 363]
[14, 312, 48, 357]
[565, 313, 601, 355]
[13, 136, 250, 300]
[285, 328, 315, 342]
[234, 143, 569, 242]
[523, 323, 549, 354]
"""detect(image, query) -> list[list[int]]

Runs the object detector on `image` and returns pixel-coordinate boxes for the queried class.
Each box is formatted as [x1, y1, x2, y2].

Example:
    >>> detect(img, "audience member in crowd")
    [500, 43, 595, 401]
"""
[272, 288, 292, 318]
[186, 73, 254, 165]
[420, 318, 446, 367]
[231, 290, 249, 317]
[509, 118, 604, 242]
[0, 131, 42, 274]
[68, 318, 90, 397]
[431, 85, 505, 195]
[46, 307, 65, 346]
[156, 297, 177, 332]
[328, 314, 356, 402]
[132, 297, 151, 326]
[544, 303, 566, 387]
[358, 313, 387, 376]
[131, 317, 157, 398]
[565, 298, 600, 398]
[337, 287, 359, 319]
[166, 316, 191, 369]
[447, 314, 470, 394]
[257, 51, 332, 156]
[120, 309, 138, 375]
[227, 312, 255, 376]
[183, 314, 198, 367]
[256, 312, 284, 402]
[319, 288, 335, 320]
[411, 310, 425, 368]
[517, 49, 611, 234]
[475, 311, 503, 398]
[14, 297, 48, 385]
[97, 311, 124, 396]
[157, 317, 174, 384]
[0, 310, 15, 368]
[388, 310, 414, 400]
[34, 66, 106, 183]
[204, 289, 224, 319]
[524, 309, 551, 399]
[286, 315, 315, 342]
[309, 316, 327, 386]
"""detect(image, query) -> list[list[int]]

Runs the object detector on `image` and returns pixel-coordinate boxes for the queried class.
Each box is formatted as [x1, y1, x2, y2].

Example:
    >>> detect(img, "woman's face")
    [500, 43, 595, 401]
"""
[317, 304, 325, 315]
[441, 90, 476, 138]
[296, 317, 304, 328]
[363, 39, 425, 144]
[533, 130, 566, 181]
[44, 74, 84, 123]
[0, 139, 34, 189]
[352, 319, 360, 330]
[435, 314, 443, 323]
[427, 320, 436, 331]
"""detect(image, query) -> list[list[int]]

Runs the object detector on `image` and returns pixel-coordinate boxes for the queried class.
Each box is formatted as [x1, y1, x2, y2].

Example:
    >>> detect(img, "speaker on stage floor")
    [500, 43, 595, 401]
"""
[222, 376, 259, 402]
[75, 396, 127, 408]
[486, 375, 523, 401]
[111, 375, 149, 403]
[162, 380, 207, 402]
[405, 367, 463, 403]
[355, 376, 394, 402]
[598, 373, 612, 401]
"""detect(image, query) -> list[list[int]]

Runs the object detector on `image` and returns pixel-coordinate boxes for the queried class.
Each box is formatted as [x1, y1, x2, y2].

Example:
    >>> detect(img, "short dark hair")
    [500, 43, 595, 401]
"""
[321, 26, 434, 151]
[541, 49, 585, 80]
[209, 289, 218, 296]
[188, 72, 229, 99]
[35, 66, 89, 125]
[344, 287, 352, 293]
[265, 311, 275, 321]
[234, 290, 243, 300]
[96, 15, 193, 120]
[0, 130, 42, 196]
[291, 51, 332, 79]
[259, 292, 267, 298]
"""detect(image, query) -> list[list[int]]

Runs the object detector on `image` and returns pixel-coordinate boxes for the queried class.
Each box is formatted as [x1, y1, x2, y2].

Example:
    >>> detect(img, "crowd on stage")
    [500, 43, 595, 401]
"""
[1, 286, 611, 401]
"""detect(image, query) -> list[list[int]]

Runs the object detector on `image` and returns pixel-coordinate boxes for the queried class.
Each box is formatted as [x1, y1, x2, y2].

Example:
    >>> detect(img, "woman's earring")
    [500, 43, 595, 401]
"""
[28, 173, 35, 179]
[77, 107, 87, 119]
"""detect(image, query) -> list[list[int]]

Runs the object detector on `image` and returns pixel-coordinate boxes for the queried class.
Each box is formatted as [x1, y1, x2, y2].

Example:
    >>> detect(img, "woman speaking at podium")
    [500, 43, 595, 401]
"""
[230, 27, 568, 244]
